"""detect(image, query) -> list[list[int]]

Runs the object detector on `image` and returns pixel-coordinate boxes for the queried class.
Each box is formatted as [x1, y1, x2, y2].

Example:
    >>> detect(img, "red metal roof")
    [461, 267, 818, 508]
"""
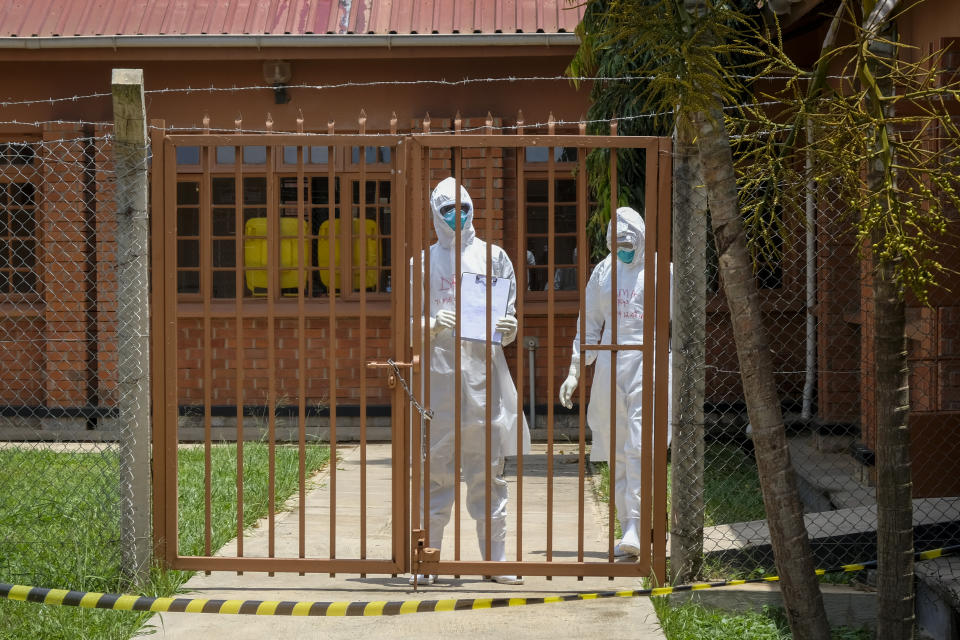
[0, 0, 584, 37]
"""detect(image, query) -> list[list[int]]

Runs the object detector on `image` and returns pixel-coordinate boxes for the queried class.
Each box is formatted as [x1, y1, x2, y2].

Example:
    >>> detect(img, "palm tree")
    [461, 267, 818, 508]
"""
[576, 1, 832, 636]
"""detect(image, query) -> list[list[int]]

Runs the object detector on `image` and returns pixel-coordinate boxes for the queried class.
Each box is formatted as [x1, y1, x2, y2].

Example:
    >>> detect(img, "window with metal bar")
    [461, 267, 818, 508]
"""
[175, 171, 393, 299]
[522, 146, 596, 296]
[0, 180, 37, 295]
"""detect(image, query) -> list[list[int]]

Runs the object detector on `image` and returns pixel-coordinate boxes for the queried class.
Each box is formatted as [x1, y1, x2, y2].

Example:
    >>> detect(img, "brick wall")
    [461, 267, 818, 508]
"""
[176, 316, 394, 408]
[0, 317, 44, 404]
[40, 127, 90, 408]
[93, 127, 118, 406]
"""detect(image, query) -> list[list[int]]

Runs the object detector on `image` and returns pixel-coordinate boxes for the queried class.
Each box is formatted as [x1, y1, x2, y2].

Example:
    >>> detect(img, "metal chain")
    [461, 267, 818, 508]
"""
[387, 359, 434, 421]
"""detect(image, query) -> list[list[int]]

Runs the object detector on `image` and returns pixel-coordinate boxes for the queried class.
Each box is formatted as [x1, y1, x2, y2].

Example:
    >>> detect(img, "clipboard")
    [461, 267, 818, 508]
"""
[458, 272, 511, 344]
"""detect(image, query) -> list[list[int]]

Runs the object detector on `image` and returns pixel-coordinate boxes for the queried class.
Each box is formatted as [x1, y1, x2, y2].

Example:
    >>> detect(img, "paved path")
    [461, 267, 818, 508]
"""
[146, 444, 666, 640]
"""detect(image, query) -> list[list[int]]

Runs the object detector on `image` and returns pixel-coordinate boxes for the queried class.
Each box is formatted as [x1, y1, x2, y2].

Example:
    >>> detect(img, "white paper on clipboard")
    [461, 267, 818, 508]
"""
[458, 272, 511, 344]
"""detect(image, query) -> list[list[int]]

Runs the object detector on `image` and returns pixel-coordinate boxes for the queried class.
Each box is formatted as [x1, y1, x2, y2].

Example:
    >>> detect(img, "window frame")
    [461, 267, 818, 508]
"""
[0, 142, 41, 302]
[174, 167, 394, 303]
[521, 147, 595, 302]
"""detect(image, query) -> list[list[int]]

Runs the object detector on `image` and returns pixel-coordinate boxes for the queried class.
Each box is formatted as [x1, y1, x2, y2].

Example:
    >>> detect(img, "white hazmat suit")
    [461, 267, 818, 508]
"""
[414, 177, 531, 584]
[558, 207, 671, 557]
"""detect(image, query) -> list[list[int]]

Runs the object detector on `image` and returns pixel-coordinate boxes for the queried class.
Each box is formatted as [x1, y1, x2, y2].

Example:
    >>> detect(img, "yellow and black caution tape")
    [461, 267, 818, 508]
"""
[2, 544, 958, 617]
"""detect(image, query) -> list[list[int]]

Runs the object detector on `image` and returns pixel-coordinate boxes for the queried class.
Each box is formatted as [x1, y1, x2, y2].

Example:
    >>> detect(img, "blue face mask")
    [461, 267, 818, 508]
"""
[617, 249, 635, 264]
[440, 204, 470, 231]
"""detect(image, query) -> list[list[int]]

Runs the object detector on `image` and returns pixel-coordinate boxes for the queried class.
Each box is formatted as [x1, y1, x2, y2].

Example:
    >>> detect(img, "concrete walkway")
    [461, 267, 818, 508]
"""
[145, 444, 666, 640]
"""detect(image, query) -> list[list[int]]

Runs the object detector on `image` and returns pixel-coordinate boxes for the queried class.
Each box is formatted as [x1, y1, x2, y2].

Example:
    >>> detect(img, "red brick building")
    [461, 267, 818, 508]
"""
[0, 0, 957, 498]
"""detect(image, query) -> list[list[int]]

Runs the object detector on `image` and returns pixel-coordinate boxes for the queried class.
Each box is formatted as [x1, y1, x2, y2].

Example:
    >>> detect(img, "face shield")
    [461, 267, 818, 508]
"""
[438, 201, 472, 231]
[606, 207, 645, 266]
[615, 236, 636, 264]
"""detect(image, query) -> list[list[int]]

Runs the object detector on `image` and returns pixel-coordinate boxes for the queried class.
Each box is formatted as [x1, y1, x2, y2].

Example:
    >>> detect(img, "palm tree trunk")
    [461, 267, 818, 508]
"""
[867, 29, 915, 640]
[669, 125, 706, 583]
[693, 106, 831, 640]
[872, 245, 914, 640]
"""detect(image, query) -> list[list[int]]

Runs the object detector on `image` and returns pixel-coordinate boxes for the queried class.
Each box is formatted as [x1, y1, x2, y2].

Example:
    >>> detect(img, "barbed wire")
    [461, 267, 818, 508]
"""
[0, 74, 855, 109]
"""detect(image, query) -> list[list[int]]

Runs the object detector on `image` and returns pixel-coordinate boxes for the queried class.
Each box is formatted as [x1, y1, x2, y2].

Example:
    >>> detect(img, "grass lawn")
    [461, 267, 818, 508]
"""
[652, 599, 872, 640]
[0, 442, 329, 640]
[589, 442, 872, 638]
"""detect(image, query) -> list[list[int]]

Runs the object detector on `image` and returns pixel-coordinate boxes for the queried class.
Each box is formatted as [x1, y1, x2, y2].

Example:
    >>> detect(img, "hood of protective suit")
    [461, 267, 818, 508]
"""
[430, 177, 475, 249]
[605, 206, 645, 265]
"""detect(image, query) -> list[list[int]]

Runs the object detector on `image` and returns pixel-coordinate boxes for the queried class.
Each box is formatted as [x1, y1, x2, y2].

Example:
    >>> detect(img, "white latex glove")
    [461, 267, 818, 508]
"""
[430, 309, 457, 336]
[558, 357, 581, 409]
[495, 315, 518, 347]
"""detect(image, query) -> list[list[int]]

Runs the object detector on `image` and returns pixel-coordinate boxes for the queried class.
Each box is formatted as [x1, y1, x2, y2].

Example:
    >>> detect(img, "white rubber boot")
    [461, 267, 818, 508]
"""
[617, 518, 642, 557]
[488, 538, 524, 585]
[480, 519, 524, 585]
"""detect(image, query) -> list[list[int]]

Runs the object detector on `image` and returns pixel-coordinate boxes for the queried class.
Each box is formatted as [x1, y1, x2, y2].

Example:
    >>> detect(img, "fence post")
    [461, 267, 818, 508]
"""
[112, 68, 151, 583]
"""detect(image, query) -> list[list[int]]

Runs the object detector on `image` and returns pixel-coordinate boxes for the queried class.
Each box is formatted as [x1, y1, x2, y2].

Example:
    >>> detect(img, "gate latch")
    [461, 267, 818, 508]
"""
[410, 528, 440, 591]
[366, 355, 419, 372]
[367, 358, 434, 422]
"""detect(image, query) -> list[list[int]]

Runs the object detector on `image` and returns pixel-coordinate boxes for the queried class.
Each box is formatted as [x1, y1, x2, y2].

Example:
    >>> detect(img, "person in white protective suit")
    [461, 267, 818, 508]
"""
[411, 177, 531, 586]
[558, 206, 671, 557]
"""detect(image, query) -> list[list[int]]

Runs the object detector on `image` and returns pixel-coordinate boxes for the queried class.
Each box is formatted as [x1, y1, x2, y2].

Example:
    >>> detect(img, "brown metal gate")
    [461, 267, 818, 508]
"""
[150, 120, 671, 581]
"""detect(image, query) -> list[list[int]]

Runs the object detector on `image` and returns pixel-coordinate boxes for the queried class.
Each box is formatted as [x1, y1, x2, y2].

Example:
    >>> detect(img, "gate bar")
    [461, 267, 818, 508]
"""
[392, 135, 409, 572]
[514, 118, 526, 564]
[296, 143, 307, 572]
[453, 138, 463, 565]
[422, 134, 434, 551]
[359, 117, 369, 570]
[412, 135, 663, 149]
[173, 557, 402, 573]
[327, 129, 338, 572]
[266, 144, 278, 574]
[149, 120, 168, 562]
[653, 137, 673, 582]
[608, 130, 619, 564]
[163, 136, 179, 566]
[576, 125, 588, 569]
[483, 116, 494, 564]
[233, 142, 245, 568]
[409, 138, 423, 549]
[166, 134, 405, 145]
[546, 133, 557, 569]
[202, 142, 214, 569]
[641, 141, 657, 566]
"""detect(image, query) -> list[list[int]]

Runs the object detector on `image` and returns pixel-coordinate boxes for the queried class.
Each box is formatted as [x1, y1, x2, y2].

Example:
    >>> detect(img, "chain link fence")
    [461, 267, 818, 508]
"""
[0, 130, 151, 594]
[668, 135, 960, 588]
[0, 111, 956, 634]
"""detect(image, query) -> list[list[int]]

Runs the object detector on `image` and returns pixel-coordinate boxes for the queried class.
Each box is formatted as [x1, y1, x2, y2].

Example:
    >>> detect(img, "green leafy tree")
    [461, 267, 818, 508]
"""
[734, 3, 960, 635]
[567, 0, 670, 260]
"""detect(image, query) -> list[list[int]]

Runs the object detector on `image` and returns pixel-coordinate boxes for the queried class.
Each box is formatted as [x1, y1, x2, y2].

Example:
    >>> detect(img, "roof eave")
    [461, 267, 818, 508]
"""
[0, 32, 580, 49]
